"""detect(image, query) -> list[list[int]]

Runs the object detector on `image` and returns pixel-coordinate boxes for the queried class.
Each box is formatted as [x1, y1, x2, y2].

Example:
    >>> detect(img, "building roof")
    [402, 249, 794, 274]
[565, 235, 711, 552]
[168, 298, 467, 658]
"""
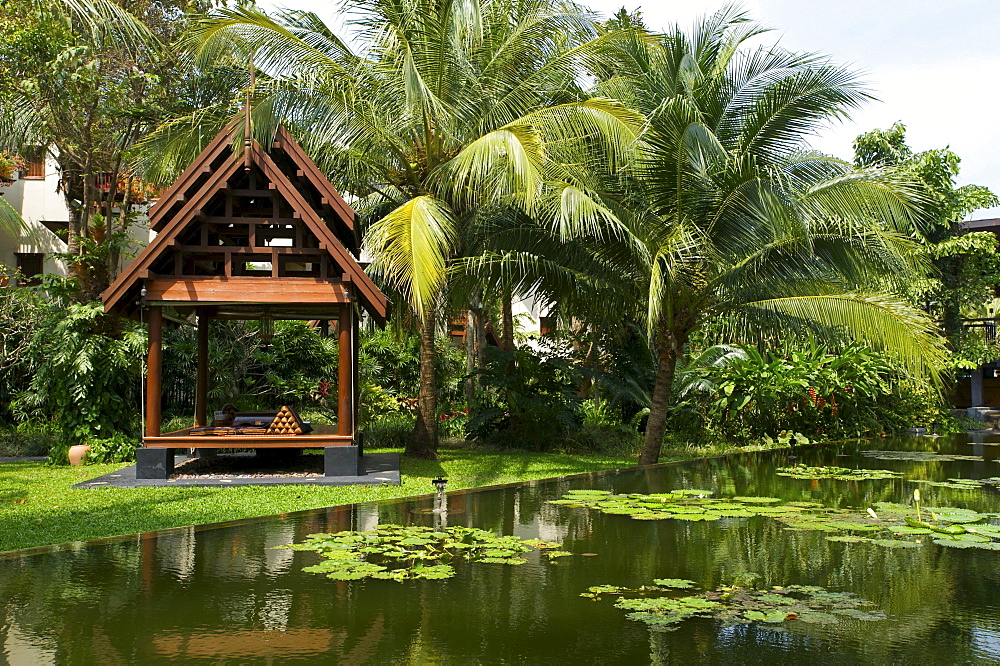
[102, 122, 388, 324]
[960, 218, 1000, 231]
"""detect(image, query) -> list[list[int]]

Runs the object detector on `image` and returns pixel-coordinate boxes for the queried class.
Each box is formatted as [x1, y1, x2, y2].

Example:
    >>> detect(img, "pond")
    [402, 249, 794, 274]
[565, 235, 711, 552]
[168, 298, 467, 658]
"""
[4, 434, 1000, 664]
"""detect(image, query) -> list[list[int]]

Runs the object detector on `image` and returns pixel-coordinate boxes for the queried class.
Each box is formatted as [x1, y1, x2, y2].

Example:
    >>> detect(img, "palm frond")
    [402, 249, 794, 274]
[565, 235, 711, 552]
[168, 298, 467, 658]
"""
[364, 195, 458, 317]
[724, 293, 946, 381]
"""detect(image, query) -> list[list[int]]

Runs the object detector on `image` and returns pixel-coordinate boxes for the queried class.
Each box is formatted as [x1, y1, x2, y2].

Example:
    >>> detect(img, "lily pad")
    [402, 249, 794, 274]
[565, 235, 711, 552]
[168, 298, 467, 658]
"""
[861, 451, 985, 462]
[547, 489, 1000, 554]
[825, 521, 881, 532]
[597, 579, 885, 632]
[776, 465, 901, 481]
[826, 535, 872, 544]
[891, 526, 933, 535]
[870, 539, 921, 549]
[291, 525, 562, 582]
[653, 578, 698, 589]
[732, 496, 783, 504]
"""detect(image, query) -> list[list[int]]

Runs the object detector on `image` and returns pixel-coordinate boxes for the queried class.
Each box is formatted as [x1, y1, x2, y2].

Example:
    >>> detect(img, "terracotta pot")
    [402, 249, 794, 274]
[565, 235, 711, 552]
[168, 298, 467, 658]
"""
[68, 444, 92, 466]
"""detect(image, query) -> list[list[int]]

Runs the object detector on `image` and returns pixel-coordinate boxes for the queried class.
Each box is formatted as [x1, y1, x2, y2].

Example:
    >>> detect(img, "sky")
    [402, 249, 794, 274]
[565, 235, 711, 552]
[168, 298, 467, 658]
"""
[260, 0, 1000, 219]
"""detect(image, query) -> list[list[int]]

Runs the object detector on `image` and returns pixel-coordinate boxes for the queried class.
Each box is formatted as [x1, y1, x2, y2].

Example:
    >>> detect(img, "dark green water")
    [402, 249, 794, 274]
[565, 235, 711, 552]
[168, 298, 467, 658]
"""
[4, 435, 1000, 664]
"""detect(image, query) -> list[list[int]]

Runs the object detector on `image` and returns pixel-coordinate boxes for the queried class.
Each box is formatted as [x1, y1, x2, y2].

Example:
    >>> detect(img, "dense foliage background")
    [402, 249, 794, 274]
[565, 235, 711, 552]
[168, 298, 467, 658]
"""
[0, 2, 995, 464]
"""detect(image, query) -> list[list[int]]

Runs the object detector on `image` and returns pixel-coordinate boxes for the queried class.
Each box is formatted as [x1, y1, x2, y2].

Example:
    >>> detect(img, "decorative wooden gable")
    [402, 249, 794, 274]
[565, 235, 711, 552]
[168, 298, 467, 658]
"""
[103, 125, 388, 323]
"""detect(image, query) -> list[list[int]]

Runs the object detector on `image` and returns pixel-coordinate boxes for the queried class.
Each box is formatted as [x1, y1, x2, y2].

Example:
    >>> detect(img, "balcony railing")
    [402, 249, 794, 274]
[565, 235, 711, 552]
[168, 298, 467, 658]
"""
[964, 318, 998, 343]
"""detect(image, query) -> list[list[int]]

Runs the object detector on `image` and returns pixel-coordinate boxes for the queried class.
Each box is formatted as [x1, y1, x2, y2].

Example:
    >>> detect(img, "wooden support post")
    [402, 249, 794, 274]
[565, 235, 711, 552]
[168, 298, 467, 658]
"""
[972, 365, 985, 407]
[338, 304, 353, 437]
[352, 303, 360, 434]
[146, 306, 163, 438]
[195, 307, 210, 427]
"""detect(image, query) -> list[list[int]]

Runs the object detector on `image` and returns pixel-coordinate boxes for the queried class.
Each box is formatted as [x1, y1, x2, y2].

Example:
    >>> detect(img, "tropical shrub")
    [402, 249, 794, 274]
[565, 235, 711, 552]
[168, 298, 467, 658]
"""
[0, 281, 46, 423]
[13, 302, 145, 444]
[84, 432, 139, 464]
[673, 340, 940, 442]
[0, 422, 59, 457]
[361, 414, 415, 449]
[467, 346, 582, 449]
[161, 320, 339, 414]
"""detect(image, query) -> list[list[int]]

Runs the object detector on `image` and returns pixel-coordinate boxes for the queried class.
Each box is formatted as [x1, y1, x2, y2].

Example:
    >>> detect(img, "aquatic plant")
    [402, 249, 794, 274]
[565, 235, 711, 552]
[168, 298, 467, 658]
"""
[861, 450, 987, 462]
[287, 525, 565, 581]
[549, 490, 1000, 551]
[909, 477, 1000, 490]
[583, 579, 885, 631]
[775, 465, 902, 481]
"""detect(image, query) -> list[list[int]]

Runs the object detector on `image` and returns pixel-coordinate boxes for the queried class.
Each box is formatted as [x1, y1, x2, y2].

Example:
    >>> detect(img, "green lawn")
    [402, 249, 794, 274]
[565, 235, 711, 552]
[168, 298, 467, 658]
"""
[0, 438, 798, 553]
[0, 448, 637, 553]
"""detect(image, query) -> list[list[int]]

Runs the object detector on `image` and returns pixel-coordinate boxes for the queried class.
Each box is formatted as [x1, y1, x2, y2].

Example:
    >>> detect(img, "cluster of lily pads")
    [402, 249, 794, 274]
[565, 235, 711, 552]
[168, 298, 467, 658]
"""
[909, 477, 1000, 490]
[582, 578, 885, 631]
[861, 450, 988, 462]
[775, 465, 901, 481]
[287, 524, 568, 581]
[549, 489, 1000, 550]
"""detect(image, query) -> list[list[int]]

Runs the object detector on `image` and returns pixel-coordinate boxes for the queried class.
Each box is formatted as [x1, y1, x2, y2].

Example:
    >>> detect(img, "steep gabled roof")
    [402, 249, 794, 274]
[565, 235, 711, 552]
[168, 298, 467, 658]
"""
[103, 124, 388, 324]
[147, 118, 241, 233]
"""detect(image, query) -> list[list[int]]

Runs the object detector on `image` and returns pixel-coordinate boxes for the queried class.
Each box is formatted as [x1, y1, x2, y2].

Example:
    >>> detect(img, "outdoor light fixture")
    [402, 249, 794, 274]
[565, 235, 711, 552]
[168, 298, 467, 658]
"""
[260, 312, 275, 346]
[432, 477, 449, 526]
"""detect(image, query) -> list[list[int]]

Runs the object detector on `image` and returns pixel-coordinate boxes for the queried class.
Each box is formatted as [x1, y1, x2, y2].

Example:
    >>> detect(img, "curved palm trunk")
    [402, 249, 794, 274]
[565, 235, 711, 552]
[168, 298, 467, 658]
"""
[500, 283, 523, 437]
[639, 327, 685, 466]
[465, 294, 484, 416]
[501, 283, 515, 352]
[406, 304, 439, 459]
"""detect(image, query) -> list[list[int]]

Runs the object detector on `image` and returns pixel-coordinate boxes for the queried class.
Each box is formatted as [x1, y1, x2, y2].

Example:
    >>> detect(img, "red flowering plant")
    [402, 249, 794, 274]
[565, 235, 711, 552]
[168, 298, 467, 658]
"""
[0, 151, 26, 182]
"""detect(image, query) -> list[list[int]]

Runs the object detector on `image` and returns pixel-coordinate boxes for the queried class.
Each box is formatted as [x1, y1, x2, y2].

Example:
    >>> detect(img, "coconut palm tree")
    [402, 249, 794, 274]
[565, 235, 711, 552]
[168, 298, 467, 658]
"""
[176, 0, 643, 458]
[585, 7, 946, 464]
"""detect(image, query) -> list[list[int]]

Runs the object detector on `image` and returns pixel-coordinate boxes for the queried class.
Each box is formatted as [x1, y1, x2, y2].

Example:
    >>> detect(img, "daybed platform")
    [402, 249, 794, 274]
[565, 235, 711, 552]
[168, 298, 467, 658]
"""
[142, 424, 353, 448]
[136, 425, 363, 479]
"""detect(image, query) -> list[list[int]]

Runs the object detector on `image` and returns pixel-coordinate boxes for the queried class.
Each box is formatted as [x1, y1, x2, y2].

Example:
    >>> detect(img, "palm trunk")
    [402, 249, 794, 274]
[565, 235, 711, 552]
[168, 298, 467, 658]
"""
[578, 340, 596, 399]
[501, 283, 515, 352]
[500, 282, 521, 435]
[639, 328, 682, 466]
[464, 297, 483, 415]
[406, 303, 438, 459]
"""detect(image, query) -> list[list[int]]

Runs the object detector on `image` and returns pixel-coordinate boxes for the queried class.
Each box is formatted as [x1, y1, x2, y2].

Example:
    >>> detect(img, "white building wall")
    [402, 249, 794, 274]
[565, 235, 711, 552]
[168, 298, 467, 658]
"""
[0, 150, 68, 276]
[0, 149, 152, 279]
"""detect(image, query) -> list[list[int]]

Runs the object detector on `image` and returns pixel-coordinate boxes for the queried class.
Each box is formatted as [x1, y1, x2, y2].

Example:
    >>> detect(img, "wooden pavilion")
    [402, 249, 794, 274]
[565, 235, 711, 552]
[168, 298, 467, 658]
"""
[103, 122, 388, 479]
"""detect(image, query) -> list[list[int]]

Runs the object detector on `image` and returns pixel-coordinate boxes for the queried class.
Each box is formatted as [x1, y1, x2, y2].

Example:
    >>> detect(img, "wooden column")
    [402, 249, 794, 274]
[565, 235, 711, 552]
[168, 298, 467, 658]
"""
[338, 304, 353, 436]
[146, 306, 163, 438]
[195, 307, 210, 427]
[352, 305, 360, 432]
[972, 365, 985, 407]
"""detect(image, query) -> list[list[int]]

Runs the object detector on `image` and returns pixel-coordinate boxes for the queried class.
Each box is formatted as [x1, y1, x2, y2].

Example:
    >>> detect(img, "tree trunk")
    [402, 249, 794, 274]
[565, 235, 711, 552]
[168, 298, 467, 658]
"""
[578, 340, 596, 399]
[406, 303, 439, 459]
[639, 329, 681, 466]
[464, 296, 482, 414]
[65, 170, 84, 256]
[80, 163, 92, 249]
[501, 282, 515, 352]
[110, 175, 134, 279]
[499, 282, 522, 435]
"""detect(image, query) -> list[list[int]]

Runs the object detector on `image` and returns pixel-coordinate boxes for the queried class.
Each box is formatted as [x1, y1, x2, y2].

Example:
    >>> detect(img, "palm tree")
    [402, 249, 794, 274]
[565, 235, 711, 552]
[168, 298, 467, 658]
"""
[178, 0, 643, 458]
[0, 197, 27, 241]
[584, 7, 947, 464]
